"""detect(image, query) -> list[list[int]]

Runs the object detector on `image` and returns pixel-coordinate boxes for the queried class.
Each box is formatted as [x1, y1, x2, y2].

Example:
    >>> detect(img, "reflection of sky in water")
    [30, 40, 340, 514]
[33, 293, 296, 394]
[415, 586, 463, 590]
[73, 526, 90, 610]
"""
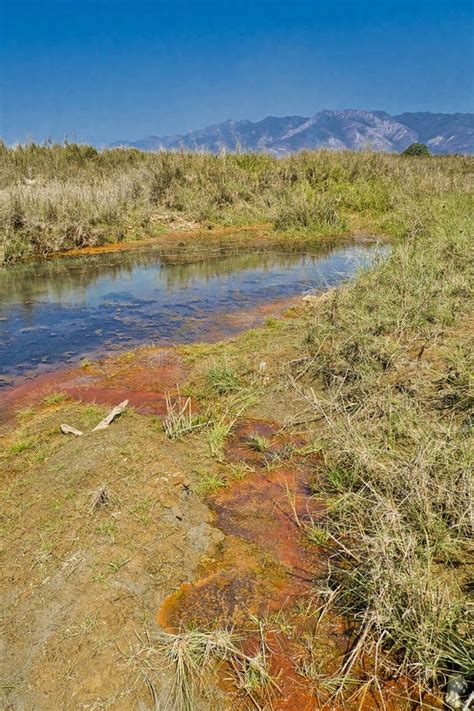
[0, 244, 385, 381]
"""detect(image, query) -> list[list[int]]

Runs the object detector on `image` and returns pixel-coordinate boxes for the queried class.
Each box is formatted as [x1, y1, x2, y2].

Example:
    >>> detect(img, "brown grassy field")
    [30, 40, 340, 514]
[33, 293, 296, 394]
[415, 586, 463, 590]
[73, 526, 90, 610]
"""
[0, 142, 472, 260]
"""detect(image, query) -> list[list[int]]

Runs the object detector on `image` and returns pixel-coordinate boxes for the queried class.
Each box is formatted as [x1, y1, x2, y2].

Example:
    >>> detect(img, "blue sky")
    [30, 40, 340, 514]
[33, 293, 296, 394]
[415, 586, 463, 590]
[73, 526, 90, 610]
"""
[1, 0, 473, 145]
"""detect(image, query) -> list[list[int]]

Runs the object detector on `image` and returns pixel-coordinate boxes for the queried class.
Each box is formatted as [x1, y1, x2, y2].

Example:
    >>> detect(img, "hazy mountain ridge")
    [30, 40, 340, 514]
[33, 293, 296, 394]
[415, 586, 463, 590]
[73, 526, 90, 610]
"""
[111, 110, 474, 155]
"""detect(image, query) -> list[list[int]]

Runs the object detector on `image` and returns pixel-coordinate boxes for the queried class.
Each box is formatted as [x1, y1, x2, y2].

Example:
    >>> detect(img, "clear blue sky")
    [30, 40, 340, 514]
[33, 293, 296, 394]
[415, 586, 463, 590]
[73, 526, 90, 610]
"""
[1, 0, 473, 145]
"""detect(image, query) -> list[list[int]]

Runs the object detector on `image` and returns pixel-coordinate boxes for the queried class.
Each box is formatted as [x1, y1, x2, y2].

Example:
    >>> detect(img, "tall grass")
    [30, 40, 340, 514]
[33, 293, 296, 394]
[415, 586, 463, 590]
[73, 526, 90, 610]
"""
[297, 203, 473, 693]
[0, 140, 472, 259]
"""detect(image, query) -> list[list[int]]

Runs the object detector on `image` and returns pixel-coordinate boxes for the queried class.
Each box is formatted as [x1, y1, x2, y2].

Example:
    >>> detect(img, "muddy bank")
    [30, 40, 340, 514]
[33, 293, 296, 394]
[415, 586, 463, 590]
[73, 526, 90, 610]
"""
[155, 419, 421, 710]
[0, 294, 299, 425]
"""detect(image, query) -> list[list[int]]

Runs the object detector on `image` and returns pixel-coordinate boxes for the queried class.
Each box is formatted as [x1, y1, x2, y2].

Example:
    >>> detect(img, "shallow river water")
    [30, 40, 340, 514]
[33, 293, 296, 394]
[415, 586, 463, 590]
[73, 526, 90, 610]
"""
[0, 241, 382, 386]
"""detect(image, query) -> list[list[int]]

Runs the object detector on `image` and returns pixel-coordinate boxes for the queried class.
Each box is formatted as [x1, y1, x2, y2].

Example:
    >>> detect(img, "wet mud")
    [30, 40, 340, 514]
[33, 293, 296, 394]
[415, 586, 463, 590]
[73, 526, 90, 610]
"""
[0, 346, 184, 424]
[156, 419, 431, 710]
[156, 420, 328, 708]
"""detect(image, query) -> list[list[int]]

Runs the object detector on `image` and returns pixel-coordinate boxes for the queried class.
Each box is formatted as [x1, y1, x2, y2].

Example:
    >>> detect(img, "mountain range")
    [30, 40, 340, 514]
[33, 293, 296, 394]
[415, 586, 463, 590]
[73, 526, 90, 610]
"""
[111, 110, 474, 155]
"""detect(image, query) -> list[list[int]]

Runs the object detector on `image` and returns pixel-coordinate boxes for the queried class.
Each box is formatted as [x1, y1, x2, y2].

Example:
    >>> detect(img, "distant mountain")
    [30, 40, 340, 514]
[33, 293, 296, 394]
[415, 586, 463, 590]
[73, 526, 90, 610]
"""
[394, 112, 474, 155]
[111, 110, 474, 155]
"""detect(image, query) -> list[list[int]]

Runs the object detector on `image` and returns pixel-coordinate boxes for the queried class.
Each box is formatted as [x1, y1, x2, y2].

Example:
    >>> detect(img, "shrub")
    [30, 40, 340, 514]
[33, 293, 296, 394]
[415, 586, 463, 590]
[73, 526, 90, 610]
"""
[402, 142, 431, 157]
[0, 143, 472, 260]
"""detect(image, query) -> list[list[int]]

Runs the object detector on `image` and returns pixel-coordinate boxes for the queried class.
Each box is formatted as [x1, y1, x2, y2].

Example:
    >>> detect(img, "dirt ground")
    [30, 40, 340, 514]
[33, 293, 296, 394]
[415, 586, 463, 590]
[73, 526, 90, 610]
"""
[0, 307, 441, 710]
[0, 396, 233, 709]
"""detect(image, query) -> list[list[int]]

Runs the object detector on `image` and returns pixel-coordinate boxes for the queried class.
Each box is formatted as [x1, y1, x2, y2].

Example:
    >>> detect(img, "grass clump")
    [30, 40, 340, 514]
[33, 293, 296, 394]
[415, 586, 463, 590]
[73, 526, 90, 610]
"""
[206, 420, 234, 461]
[247, 433, 270, 453]
[228, 461, 254, 480]
[42, 392, 67, 406]
[206, 363, 241, 395]
[194, 471, 227, 495]
[8, 437, 36, 455]
[274, 187, 346, 233]
[163, 391, 208, 439]
[15, 406, 35, 420]
[155, 628, 276, 711]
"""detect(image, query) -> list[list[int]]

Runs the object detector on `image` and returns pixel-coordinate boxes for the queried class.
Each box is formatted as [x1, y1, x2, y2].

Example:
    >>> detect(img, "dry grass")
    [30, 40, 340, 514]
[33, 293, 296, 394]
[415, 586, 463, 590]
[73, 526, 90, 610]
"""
[163, 390, 208, 439]
[294, 205, 473, 696]
[1, 141, 472, 260]
[151, 628, 277, 711]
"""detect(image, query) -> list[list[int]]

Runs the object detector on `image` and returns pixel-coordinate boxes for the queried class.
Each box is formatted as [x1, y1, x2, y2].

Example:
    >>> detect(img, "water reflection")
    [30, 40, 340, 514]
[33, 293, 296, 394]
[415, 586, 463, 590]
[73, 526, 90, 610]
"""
[0, 241, 383, 384]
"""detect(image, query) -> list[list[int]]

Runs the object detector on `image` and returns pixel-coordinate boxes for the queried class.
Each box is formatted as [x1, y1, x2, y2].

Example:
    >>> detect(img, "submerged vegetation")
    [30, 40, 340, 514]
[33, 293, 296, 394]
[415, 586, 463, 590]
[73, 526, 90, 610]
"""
[0, 144, 472, 709]
[0, 141, 472, 260]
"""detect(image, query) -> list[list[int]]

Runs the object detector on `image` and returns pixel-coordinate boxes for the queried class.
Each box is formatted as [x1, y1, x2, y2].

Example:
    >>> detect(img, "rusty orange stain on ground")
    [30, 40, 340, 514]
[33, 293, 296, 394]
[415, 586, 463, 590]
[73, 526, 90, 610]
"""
[156, 568, 263, 632]
[215, 419, 315, 576]
[48, 223, 273, 259]
[156, 418, 328, 708]
[0, 346, 185, 424]
[155, 418, 427, 710]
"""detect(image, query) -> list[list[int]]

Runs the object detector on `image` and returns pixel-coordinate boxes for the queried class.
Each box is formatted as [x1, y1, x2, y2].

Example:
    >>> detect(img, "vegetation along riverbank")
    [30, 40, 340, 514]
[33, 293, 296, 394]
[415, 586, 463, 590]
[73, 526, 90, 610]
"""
[0, 142, 472, 260]
[0, 146, 473, 709]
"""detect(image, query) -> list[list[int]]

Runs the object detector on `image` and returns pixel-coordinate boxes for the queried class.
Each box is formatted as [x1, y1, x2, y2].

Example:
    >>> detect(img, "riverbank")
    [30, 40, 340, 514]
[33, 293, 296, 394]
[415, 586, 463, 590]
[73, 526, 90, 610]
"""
[1, 192, 472, 708]
[0, 146, 473, 709]
[1, 144, 472, 261]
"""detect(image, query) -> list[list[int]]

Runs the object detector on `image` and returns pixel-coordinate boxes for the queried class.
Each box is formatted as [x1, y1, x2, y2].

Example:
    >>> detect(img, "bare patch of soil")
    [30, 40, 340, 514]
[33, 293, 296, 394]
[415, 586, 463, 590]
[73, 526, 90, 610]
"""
[0, 402, 229, 709]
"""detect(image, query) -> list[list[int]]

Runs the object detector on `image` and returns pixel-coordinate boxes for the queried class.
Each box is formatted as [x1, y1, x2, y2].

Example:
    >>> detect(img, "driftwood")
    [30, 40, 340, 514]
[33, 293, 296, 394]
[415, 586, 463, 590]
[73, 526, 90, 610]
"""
[60, 423, 84, 436]
[91, 400, 129, 431]
[60, 400, 128, 436]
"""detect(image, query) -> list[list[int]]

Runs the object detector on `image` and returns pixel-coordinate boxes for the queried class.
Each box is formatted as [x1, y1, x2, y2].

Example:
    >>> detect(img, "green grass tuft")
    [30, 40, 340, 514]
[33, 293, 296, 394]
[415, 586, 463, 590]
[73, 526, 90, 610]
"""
[247, 433, 270, 452]
[206, 363, 241, 395]
[194, 471, 227, 495]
